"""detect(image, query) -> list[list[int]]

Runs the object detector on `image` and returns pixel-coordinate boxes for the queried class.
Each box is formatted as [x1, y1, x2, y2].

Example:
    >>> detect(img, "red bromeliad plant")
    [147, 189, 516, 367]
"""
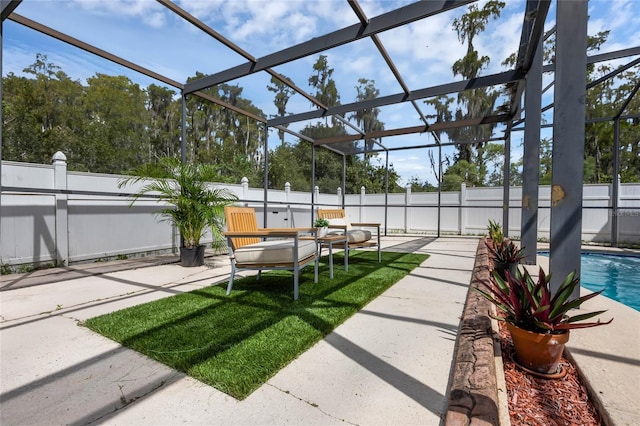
[486, 239, 526, 264]
[477, 267, 613, 333]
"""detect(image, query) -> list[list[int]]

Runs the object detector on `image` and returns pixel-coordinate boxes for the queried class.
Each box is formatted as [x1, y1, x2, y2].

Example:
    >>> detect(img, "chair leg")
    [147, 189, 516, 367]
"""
[293, 268, 299, 301]
[345, 246, 349, 271]
[227, 263, 236, 295]
[292, 256, 300, 300]
[314, 256, 319, 283]
[257, 270, 261, 281]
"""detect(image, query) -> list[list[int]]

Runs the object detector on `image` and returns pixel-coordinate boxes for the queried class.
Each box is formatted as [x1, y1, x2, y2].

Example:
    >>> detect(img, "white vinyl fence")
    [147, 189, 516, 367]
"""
[2, 156, 639, 267]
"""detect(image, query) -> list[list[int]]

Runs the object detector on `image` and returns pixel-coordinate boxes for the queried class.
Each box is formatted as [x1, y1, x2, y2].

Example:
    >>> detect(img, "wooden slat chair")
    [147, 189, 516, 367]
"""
[317, 209, 381, 262]
[224, 206, 318, 300]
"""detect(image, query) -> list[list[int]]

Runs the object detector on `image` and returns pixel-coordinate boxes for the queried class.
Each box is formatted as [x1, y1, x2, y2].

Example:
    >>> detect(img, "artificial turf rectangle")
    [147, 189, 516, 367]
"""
[84, 250, 428, 399]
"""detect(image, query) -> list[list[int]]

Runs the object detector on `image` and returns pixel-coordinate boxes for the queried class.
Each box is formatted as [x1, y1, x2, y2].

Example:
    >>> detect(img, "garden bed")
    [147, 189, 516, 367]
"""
[445, 238, 601, 425]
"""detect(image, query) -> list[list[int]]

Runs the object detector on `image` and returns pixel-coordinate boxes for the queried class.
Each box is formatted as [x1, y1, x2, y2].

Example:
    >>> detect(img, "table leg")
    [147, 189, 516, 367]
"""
[328, 241, 334, 278]
[344, 239, 349, 271]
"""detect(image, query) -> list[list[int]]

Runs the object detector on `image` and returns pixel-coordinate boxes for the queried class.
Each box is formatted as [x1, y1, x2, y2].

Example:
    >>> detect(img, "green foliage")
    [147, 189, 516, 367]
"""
[486, 219, 503, 242]
[268, 119, 402, 194]
[1, 261, 12, 275]
[487, 239, 525, 264]
[81, 74, 149, 173]
[477, 267, 613, 333]
[423, 2, 505, 189]
[406, 176, 437, 192]
[2, 56, 268, 180]
[308, 55, 340, 112]
[506, 30, 640, 186]
[483, 143, 522, 187]
[17, 264, 35, 273]
[441, 160, 479, 190]
[350, 78, 384, 162]
[85, 251, 428, 399]
[584, 65, 640, 184]
[267, 75, 296, 144]
[313, 218, 329, 228]
[2, 54, 85, 166]
[118, 157, 238, 249]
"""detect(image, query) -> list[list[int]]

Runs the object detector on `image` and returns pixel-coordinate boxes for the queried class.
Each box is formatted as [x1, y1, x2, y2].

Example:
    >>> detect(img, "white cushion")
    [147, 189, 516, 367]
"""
[328, 229, 372, 243]
[234, 239, 316, 265]
[328, 217, 352, 230]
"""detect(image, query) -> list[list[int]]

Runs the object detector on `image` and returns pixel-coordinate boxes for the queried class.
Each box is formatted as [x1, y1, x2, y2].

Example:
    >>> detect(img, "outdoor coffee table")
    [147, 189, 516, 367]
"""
[303, 234, 349, 278]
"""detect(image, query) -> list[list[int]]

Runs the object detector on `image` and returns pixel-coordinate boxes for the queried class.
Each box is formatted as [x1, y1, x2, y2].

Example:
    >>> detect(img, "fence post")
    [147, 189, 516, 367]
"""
[285, 182, 291, 227]
[405, 184, 411, 233]
[52, 151, 69, 266]
[337, 187, 342, 209]
[360, 186, 366, 222]
[460, 182, 467, 235]
[612, 174, 621, 245]
[241, 177, 249, 207]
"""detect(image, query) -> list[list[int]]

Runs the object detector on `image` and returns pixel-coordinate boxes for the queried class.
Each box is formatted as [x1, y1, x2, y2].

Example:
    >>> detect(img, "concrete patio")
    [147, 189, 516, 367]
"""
[1, 237, 478, 425]
[1, 236, 638, 425]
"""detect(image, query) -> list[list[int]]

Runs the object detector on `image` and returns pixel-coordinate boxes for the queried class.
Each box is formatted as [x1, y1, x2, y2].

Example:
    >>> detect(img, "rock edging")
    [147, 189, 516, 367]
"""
[445, 237, 506, 425]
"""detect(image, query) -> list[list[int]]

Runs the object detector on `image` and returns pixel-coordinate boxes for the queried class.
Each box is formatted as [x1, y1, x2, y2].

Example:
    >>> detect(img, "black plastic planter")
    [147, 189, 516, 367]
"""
[180, 245, 205, 267]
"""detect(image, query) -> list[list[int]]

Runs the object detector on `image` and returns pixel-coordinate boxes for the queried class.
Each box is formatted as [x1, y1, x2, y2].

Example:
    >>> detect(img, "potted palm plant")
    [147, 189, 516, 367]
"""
[477, 267, 612, 377]
[118, 157, 238, 267]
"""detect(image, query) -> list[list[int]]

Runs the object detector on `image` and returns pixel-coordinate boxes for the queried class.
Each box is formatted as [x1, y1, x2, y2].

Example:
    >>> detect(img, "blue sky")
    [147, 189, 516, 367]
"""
[3, 0, 639, 186]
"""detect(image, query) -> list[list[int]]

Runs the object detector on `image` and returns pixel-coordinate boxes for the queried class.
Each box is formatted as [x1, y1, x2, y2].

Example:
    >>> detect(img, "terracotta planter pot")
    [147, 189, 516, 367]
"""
[506, 322, 570, 375]
[180, 245, 205, 267]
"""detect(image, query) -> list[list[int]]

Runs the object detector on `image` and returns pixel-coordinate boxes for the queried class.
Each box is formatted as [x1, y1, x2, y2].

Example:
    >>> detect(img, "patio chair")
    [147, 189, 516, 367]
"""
[317, 209, 381, 262]
[224, 206, 319, 300]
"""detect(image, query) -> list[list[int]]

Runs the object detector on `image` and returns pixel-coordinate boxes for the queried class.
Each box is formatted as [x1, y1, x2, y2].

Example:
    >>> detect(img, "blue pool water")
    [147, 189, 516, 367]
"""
[541, 252, 640, 311]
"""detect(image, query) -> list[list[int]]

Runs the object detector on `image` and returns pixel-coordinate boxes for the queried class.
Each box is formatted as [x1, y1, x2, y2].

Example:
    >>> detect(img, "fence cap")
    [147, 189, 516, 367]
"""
[52, 151, 67, 163]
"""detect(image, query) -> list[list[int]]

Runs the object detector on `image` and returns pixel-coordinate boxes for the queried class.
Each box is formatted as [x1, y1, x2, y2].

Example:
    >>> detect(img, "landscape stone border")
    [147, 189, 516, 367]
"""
[445, 238, 507, 425]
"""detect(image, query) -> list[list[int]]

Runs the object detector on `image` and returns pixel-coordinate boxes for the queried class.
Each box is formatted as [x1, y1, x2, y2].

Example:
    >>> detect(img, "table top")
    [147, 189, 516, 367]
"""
[301, 234, 347, 243]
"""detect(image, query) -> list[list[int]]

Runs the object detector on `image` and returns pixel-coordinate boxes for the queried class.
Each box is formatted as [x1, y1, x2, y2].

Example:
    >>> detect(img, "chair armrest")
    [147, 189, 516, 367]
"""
[259, 227, 317, 233]
[351, 222, 380, 227]
[327, 225, 348, 230]
[225, 228, 316, 238]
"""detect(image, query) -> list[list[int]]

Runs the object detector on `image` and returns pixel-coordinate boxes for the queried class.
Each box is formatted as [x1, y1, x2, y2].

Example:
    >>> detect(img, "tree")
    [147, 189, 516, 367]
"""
[584, 64, 640, 184]
[503, 29, 640, 184]
[268, 141, 307, 190]
[82, 74, 149, 173]
[425, 1, 505, 187]
[146, 84, 180, 161]
[182, 73, 265, 184]
[350, 78, 384, 163]
[441, 160, 480, 191]
[267, 75, 296, 144]
[406, 176, 437, 192]
[308, 55, 340, 125]
[484, 143, 522, 187]
[449, 0, 504, 167]
[2, 54, 85, 167]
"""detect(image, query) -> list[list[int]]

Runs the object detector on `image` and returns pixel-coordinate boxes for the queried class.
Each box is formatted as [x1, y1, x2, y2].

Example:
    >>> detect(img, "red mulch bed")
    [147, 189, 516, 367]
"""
[498, 322, 601, 425]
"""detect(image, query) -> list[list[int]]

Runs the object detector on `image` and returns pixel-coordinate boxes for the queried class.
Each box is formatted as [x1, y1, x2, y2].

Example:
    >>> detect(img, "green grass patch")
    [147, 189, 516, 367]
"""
[84, 250, 428, 399]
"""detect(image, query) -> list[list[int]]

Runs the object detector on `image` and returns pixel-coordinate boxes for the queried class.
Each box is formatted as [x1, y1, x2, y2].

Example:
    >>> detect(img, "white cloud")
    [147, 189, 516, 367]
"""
[477, 10, 523, 73]
[72, 0, 168, 28]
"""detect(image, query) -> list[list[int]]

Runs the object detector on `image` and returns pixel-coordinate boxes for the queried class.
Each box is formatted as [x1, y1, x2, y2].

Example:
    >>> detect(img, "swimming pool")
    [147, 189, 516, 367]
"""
[541, 252, 640, 311]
